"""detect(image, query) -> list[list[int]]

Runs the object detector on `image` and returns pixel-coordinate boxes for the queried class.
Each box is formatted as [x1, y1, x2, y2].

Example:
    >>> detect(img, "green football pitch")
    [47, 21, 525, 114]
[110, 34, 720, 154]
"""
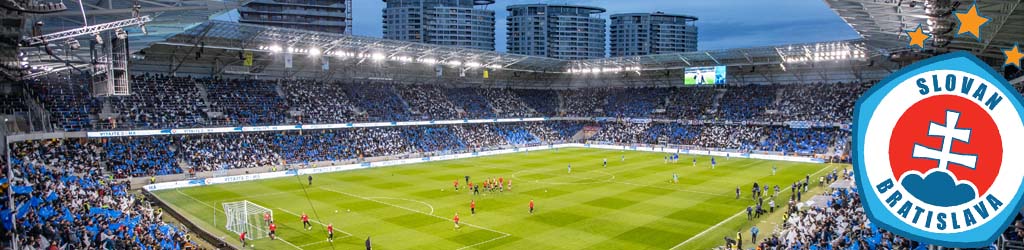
[153, 148, 838, 250]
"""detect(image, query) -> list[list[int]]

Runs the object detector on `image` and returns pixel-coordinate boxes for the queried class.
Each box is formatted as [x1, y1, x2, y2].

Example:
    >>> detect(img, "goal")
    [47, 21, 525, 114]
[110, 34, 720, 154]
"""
[222, 200, 273, 240]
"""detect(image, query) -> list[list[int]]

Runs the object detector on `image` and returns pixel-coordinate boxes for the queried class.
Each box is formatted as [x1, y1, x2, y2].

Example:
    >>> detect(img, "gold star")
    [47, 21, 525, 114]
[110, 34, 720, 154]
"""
[1004, 43, 1024, 69]
[906, 25, 930, 49]
[954, 2, 990, 40]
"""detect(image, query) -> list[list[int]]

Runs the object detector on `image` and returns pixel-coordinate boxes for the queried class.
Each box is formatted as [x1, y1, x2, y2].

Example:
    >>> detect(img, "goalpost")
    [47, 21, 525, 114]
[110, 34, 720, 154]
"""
[222, 200, 273, 240]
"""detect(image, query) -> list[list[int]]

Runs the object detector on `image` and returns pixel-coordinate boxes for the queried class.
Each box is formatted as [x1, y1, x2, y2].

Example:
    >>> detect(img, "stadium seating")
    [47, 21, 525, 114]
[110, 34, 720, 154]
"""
[283, 79, 358, 124]
[445, 87, 495, 118]
[108, 74, 207, 129]
[27, 74, 98, 131]
[205, 78, 287, 126]
[4, 148, 195, 249]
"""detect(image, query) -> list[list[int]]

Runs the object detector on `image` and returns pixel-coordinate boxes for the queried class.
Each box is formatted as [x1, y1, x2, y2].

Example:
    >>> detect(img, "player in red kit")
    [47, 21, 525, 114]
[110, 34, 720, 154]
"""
[529, 200, 535, 215]
[454, 180, 459, 191]
[268, 221, 277, 240]
[453, 212, 461, 230]
[263, 212, 271, 225]
[239, 231, 247, 248]
[470, 200, 476, 215]
[301, 212, 311, 230]
[327, 223, 335, 242]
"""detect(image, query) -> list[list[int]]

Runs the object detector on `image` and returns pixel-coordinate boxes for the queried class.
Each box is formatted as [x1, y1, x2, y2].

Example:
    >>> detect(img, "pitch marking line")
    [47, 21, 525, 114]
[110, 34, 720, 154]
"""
[297, 240, 329, 248]
[175, 190, 304, 249]
[319, 187, 511, 250]
[276, 207, 355, 237]
[504, 166, 730, 198]
[366, 196, 435, 215]
[667, 165, 835, 250]
[277, 237, 304, 250]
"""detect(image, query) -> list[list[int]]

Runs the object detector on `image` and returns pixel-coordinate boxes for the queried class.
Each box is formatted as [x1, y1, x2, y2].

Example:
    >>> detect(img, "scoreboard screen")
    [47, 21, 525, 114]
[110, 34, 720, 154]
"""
[683, 66, 727, 85]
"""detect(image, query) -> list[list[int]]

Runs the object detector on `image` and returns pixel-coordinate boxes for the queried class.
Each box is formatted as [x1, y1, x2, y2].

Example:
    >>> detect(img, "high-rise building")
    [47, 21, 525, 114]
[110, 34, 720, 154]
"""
[610, 12, 698, 57]
[506, 4, 606, 60]
[382, 0, 496, 51]
[238, 0, 352, 34]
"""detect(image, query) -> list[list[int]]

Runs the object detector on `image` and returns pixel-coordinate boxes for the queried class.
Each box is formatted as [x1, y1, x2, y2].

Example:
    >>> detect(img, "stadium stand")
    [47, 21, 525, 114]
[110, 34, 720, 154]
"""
[282, 79, 358, 124]
[344, 82, 410, 122]
[6, 146, 196, 249]
[107, 74, 207, 129]
[26, 74, 98, 131]
[205, 78, 287, 126]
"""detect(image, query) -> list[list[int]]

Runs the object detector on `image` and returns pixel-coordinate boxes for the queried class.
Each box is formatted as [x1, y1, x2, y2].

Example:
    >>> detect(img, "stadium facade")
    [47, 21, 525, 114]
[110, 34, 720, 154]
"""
[506, 4, 607, 60]
[610, 12, 698, 56]
[382, 0, 497, 51]
[238, 0, 353, 34]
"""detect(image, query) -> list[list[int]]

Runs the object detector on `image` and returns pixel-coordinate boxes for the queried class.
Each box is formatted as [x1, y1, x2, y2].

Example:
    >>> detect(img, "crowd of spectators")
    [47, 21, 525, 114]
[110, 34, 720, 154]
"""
[768, 82, 871, 123]
[446, 88, 494, 118]
[452, 124, 506, 150]
[398, 85, 460, 121]
[344, 83, 410, 122]
[103, 137, 181, 178]
[664, 87, 716, 120]
[19, 76, 886, 131]
[645, 123, 702, 145]
[692, 125, 766, 150]
[545, 121, 589, 141]
[560, 88, 609, 117]
[512, 89, 560, 116]
[590, 122, 651, 144]
[492, 124, 542, 145]
[758, 127, 843, 155]
[205, 78, 287, 126]
[28, 74, 100, 131]
[5, 146, 196, 250]
[717, 85, 775, 121]
[604, 87, 667, 118]
[109, 74, 207, 129]
[403, 126, 465, 153]
[282, 80, 357, 124]
[179, 133, 283, 171]
[10, 139, 101, 175]
[480, 88, 534, 117]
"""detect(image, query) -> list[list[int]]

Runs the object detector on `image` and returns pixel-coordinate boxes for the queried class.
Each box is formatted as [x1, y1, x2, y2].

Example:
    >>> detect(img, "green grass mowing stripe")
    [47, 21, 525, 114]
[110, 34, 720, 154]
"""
[156, 148, 827, 250]
[668, 163, 837, 249]
[315, 186, 512, 249]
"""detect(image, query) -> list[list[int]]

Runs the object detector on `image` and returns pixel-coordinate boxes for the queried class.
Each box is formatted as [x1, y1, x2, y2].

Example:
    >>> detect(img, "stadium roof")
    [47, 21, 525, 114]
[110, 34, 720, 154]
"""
[19, 0, 245, 74]
[139, 21, 876, 75]
[824, 0, 1024, 60]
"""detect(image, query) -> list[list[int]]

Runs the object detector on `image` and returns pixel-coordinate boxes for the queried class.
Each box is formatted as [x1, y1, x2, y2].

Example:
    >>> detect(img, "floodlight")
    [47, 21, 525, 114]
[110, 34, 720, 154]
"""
[371, 53, 386, 61]
[268, 45, 282, 53]
[309, 47, 321, 55]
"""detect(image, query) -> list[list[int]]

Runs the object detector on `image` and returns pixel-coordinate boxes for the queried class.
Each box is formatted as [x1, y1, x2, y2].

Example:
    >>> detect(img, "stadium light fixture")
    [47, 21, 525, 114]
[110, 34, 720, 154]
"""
[488, 64, 503, 69]
[309, 47, 321, 55]
[370, 53, 386, 61]
[268, 45, 283, 53]
[446, 60, 462, 66]
[419, 58, 437, 65]
[465, 61, 481, 68]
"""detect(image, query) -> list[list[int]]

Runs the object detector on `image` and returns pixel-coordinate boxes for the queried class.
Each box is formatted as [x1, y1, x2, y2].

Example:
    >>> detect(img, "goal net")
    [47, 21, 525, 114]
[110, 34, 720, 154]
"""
[222, 200, 273, 240]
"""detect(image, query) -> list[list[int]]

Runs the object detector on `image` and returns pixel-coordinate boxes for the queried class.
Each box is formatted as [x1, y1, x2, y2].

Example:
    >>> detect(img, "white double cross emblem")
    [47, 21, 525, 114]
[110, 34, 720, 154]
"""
[911, 110, 978, 170]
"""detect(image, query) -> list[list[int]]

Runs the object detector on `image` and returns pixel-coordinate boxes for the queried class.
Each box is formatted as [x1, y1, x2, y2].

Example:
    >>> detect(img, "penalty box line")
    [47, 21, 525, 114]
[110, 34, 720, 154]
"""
[276, 207, 355, 237]
[175, 189, 305, 250]
[318, 187, 512, 249]
[667, 164, 835, 250]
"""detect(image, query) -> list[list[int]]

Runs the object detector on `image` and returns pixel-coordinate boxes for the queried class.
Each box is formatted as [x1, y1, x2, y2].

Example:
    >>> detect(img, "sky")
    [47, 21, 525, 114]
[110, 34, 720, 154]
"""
[224, 0, 861, 52]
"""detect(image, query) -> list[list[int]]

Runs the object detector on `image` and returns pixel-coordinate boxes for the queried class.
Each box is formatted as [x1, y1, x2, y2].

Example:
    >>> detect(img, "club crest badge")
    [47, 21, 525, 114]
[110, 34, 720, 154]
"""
[853, 52, 1024, 247]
